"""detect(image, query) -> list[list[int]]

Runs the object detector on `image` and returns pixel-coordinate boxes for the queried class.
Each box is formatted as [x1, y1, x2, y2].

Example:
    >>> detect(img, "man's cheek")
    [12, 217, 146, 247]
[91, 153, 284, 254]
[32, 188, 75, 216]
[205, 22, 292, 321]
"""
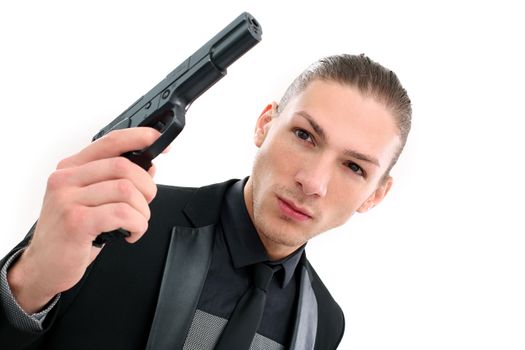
[272, 144, 300, 175]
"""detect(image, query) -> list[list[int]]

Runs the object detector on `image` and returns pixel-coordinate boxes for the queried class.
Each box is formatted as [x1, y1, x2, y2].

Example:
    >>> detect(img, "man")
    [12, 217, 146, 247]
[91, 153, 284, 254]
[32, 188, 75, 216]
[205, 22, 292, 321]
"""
[0, 54, 411, 349]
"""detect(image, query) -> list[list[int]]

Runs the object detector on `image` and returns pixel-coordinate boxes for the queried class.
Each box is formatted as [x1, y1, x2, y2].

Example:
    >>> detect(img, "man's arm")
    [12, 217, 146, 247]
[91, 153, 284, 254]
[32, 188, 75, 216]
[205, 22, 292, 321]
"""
[0, 229, 57, 348]
[1, 248, 60, 332]
[0, 127, 166, 346]
[6, 127, 160, 313]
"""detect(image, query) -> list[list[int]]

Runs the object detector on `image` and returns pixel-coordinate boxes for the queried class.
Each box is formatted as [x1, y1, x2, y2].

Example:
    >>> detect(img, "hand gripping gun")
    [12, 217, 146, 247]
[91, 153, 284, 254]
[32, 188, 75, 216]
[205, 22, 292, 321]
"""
[91, 12, 262, 246]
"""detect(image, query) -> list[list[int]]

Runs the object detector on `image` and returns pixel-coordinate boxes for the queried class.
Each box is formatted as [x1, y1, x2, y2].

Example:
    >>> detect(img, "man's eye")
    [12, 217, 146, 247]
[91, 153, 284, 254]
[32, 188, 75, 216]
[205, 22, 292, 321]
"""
[294, 128, 312, 142]
[346, 162, 364, 176]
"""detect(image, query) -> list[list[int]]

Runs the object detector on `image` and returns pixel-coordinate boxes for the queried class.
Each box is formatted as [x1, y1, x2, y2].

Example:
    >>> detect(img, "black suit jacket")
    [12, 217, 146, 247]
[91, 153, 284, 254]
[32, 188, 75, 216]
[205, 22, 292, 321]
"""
[0, 179, 345, 349]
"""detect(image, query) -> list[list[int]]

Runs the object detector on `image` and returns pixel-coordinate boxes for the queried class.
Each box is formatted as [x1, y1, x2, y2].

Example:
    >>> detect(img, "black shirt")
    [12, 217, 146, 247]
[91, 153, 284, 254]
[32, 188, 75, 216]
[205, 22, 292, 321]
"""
[196, 178, 305, 347]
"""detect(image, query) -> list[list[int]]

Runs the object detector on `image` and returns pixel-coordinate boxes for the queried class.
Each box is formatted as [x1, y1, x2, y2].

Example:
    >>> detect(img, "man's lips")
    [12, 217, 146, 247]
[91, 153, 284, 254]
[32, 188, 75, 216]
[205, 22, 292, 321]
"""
[277, 196, 313, 221]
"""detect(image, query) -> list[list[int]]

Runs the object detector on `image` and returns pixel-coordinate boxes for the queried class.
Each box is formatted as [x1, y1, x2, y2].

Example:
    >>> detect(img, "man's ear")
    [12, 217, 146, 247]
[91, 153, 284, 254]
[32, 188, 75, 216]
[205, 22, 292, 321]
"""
[357, 176, 394, 213]
[254, 102, 278, 147]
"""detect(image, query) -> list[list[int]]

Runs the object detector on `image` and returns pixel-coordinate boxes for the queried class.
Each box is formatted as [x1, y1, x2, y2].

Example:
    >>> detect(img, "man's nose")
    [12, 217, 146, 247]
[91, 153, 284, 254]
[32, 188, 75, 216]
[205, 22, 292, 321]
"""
[294, 156, 332, 198]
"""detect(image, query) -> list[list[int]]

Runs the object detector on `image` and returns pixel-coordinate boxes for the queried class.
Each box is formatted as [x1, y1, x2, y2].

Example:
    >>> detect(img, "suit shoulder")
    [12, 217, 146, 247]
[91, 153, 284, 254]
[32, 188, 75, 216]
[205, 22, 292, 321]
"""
[154, 179, 237, 208]
[306, 260, 346, 348]
[152, 179, 239, 226]
[156, 179, 238, 197]
[156, 183, 201, 197]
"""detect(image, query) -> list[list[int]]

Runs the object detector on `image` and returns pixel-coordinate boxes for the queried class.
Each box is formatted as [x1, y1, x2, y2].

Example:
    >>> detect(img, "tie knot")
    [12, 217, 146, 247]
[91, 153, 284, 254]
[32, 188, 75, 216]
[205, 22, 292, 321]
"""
[253, 263, 275, 292]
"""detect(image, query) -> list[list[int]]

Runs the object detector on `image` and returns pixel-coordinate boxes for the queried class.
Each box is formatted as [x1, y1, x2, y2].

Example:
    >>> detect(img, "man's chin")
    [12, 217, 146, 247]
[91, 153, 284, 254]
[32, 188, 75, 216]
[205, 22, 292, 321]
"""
[258, 221, 314, 248]
[253, 201, 318, 249]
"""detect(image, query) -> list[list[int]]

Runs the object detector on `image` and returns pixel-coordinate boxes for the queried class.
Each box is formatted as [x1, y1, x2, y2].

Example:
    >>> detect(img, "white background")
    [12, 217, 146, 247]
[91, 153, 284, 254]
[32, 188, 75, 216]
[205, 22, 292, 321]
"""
[1, 1, 524, 349]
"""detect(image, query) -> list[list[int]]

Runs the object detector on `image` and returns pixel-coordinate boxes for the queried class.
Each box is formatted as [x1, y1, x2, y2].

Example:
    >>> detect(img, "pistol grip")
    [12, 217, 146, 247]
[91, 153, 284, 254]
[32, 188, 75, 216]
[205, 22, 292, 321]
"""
[121, 150, 153, 171]
[92, 228, 131, 248]
[92, 104, 186, 247]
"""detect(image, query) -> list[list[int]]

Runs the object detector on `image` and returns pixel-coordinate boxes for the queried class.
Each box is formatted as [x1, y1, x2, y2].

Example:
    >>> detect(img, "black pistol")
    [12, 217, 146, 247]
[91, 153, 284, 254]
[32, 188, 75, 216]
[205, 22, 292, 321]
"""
[92, 12, 262, 247]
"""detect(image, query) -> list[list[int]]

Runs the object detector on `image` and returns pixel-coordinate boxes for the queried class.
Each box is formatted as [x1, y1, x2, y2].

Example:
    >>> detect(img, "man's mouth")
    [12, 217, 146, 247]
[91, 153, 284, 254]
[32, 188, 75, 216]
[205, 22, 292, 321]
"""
[277, 196, 313, 222]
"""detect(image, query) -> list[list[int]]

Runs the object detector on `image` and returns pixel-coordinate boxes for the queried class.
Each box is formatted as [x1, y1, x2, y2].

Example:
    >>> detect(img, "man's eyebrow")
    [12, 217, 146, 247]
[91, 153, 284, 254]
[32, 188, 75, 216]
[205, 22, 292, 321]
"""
[295, 110, 381, 167]
[296, 111, 327, 142]
[343, 149, 380, 167]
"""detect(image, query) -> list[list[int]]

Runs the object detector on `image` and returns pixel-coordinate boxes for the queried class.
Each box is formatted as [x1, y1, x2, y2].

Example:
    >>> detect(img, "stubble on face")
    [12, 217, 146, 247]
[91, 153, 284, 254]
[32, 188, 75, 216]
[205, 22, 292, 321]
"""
[251, 181, 319, 248]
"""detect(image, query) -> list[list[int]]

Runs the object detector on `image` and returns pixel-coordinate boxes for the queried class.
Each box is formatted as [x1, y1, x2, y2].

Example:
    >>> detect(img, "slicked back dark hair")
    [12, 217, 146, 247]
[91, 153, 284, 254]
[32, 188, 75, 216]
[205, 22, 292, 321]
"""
[277, 54, 412, 180]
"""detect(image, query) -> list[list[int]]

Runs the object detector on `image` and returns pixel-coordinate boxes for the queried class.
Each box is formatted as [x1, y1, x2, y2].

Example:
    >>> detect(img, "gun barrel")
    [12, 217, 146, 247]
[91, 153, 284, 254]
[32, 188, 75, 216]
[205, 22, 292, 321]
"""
[93, 12, 262, 141]
[211, 12, 262, 70]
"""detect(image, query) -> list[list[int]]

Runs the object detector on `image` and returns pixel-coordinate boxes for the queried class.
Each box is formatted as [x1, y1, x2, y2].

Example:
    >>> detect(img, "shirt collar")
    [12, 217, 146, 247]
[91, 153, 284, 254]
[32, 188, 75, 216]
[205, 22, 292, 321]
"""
[220, 178, 305, 288]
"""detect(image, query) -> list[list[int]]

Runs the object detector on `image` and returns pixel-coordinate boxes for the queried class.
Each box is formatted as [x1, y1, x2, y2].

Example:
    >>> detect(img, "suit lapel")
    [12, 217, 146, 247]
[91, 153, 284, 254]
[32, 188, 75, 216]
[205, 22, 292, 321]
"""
[289, 260, 318, 350]
[146, 180, 235, 349]
[145, 224, 216, 350]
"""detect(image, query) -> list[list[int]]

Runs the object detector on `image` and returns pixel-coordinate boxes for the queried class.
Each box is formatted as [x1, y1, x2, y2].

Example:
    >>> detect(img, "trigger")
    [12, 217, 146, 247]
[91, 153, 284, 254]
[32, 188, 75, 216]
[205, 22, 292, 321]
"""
[153, 120, 166, 131]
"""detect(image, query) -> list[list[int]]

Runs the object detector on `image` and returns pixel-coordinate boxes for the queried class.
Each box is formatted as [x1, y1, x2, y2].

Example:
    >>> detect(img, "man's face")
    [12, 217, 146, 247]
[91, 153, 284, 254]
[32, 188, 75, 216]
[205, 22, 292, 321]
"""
[244, 80, 400, 258]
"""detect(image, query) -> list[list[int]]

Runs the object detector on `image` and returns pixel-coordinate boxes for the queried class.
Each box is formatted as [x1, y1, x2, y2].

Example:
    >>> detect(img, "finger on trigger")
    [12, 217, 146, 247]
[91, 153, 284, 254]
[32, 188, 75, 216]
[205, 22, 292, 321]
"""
[66, 127, 162, 168]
